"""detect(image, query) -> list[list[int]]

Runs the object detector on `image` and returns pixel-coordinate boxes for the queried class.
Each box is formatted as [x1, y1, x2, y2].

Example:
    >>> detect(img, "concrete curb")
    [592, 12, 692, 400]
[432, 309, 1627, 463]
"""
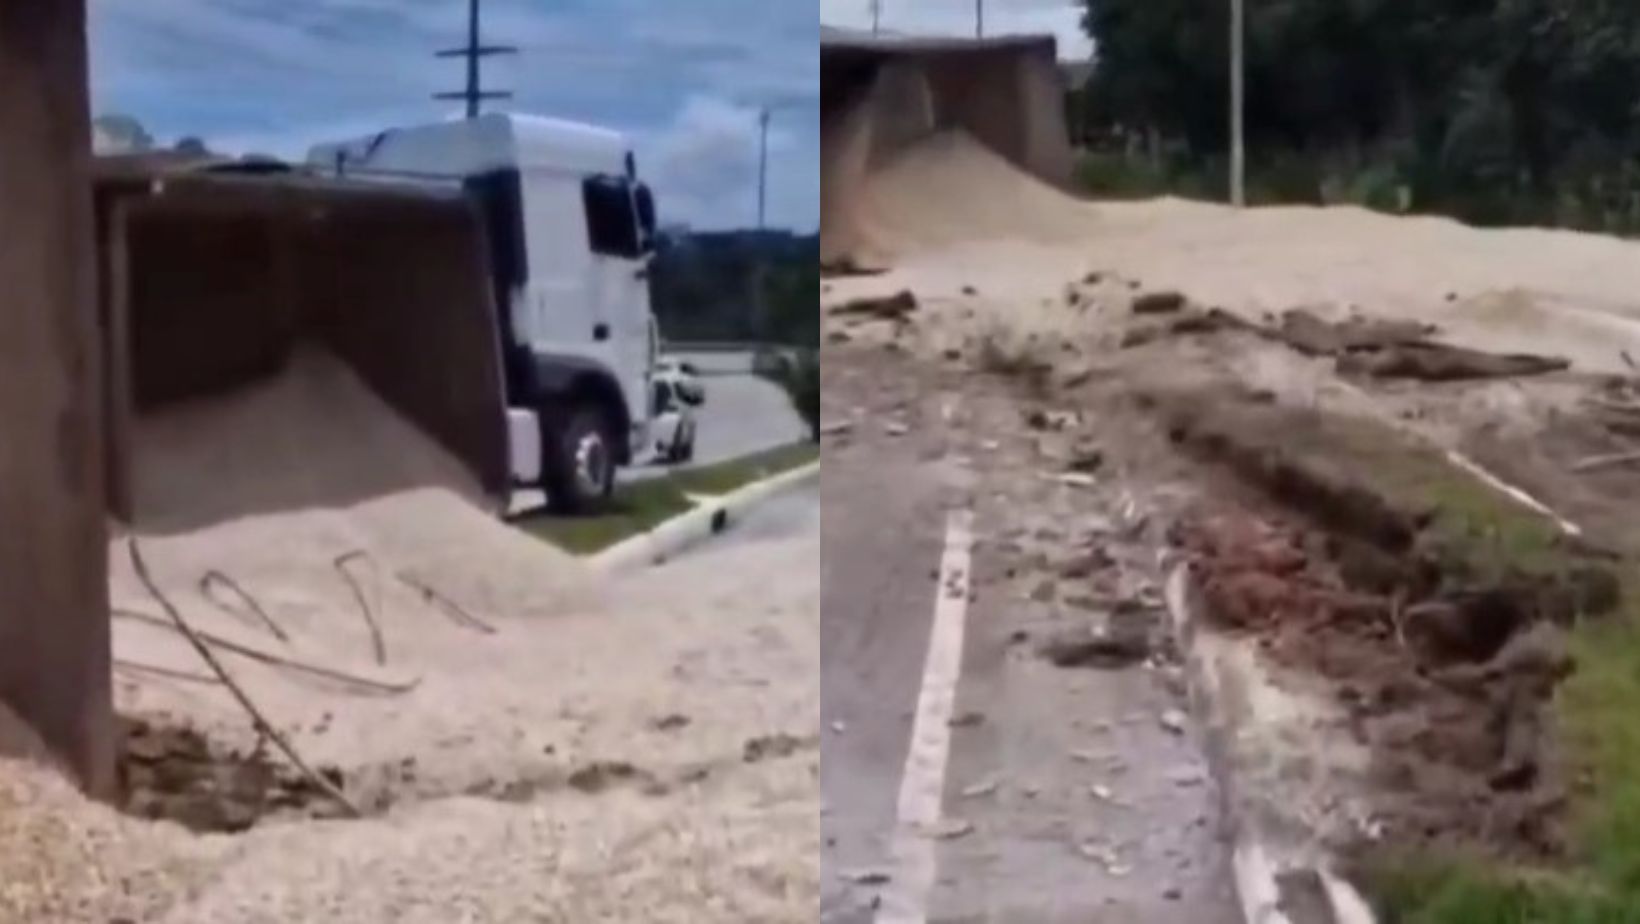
[1164, 565, 1377, 924]
[591, 460, 819, 572]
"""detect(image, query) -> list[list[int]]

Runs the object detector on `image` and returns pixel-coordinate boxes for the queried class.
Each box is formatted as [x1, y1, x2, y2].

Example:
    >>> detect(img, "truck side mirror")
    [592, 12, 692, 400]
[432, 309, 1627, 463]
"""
[635, 184, 658, 253]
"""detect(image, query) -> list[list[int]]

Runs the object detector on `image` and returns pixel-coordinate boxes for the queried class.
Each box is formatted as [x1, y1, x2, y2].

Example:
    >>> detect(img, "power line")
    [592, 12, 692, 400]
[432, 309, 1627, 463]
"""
[434, 0, 517, 118]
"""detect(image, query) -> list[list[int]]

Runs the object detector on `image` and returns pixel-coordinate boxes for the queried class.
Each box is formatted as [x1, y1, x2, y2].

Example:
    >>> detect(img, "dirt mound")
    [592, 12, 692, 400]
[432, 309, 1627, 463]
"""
[1162, 389, 1621, 859]
[1178, 512, 1573, 856]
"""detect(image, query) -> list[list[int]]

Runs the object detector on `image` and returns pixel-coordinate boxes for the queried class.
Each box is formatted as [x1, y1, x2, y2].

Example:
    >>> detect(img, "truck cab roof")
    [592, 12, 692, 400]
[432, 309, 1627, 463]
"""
[307, 112, 634, 181]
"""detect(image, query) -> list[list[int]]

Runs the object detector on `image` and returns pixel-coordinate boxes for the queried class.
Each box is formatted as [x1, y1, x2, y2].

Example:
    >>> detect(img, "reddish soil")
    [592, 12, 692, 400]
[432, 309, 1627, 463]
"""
[1153, 387, 1623, 860]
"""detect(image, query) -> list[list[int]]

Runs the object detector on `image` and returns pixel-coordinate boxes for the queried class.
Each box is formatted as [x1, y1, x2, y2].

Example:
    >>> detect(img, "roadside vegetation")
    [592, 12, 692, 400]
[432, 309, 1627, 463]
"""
[646, 226, 818, 441]
[761, 350, 819, 442]
[673, 441, 817, 497]
[1368, 609, 1640, 923]
[1074, 0, 1640, 236]
[517, 441, 818, 554]
[755, 240, 819, 442]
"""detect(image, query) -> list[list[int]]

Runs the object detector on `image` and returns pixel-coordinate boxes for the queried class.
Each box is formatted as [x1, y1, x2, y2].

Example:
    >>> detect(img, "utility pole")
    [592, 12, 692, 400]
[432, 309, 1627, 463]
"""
[870, 0, 882, 35]
[1230, 0, 1246, 207]
[758, 107, 772, 229]
[434, 0, 517, 118]
[976, 0, 984, 38]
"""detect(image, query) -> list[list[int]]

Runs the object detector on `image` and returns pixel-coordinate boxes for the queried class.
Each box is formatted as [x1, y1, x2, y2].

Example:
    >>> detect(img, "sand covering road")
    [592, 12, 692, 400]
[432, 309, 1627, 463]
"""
[4, 347, 817, 922]
[825, 130, 1640, 376]
[821, 125, 1640, 872]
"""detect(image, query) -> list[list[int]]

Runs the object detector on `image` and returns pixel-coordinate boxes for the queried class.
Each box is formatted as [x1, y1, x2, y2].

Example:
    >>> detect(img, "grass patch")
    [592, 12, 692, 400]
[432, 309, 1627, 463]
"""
[516, 441, 817, 555]
[516, 479, 695, 555]
[671, 441, 818, 497]
[1321, 430, 1640, 921]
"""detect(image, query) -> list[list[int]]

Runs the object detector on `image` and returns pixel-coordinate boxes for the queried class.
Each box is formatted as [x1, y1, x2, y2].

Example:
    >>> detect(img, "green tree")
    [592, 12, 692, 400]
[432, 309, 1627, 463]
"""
[1077, 0, 1640, 232]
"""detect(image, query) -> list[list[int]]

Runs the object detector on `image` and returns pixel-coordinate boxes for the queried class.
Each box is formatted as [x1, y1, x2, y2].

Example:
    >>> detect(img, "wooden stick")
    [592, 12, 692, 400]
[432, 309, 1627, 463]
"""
[396, 571, 497, 635]
[1571, 449, 1640, 473]
[200, 569, 289, 642]
[114, 658, 223, 686]
[112, 607, 419, 695]
[334, 550, 386, 665]
[127, 539, 362, 818]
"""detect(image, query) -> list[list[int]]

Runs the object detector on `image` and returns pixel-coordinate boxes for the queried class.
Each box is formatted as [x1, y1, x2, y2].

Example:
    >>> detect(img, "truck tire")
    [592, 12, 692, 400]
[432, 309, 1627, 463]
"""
[676, 420, 696, 462]
[542, 402, 617, 514]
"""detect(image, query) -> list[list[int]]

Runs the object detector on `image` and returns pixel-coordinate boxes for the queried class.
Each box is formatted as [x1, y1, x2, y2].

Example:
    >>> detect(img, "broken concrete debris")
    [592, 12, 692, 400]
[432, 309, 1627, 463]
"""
[923, 818, 975, 840]
[743, 733, 808, 764]
[820, 256, 889, 278]
[828, 290, 918, 321]
[1132, 291, 1189, 315]
[960, 778, 1000, 799]
[1337, 341, 1569, 381]
[840, 869, 892, 886]
[1121, 301, 1570, 382]
[1270, 307, 1435, 357]
[1264, 307, 1569, 380]
[1024, 408, 1079, 432]
[1038, 626, 1151, 670]
[649, 713, 691, 732]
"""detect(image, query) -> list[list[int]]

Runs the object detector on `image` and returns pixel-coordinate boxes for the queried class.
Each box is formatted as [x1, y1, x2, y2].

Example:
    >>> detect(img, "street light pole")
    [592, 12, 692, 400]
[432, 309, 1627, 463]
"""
[1230, 0, 1246, 207]
[758, 107, 771, 229]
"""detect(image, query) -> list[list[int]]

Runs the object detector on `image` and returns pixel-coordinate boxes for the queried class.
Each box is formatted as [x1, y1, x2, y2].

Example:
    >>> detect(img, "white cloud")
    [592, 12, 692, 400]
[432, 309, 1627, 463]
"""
[90, 0, 818, 230]
[645, 96, 804, 230]
[820, 0, 1093, 59]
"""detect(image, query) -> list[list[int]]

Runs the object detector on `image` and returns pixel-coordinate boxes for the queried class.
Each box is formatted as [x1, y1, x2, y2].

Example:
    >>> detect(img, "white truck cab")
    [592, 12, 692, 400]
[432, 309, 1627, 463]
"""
[308, 113, 679, 511]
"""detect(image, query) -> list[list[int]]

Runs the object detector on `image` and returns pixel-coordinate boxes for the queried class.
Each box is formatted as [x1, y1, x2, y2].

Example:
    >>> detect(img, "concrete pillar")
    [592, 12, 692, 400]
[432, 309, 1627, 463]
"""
[0, 0, 115, 796]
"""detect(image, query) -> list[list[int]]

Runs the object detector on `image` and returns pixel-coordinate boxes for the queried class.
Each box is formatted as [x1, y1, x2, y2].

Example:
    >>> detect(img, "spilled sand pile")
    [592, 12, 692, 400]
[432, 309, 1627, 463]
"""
[826, 130, 1097, 267]
[0, 345, 818, 922]
[823, 131, 1640, 376]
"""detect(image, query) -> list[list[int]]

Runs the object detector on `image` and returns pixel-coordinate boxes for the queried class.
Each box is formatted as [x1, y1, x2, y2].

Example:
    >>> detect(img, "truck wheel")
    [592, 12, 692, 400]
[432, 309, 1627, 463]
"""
[676, 421, 696, 462]
[543, 403, 616, 514]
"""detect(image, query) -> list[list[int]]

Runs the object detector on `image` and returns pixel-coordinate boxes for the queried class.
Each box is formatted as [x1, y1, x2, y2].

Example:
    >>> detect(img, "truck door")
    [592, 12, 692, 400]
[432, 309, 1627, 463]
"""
[582, 174, 654, 445]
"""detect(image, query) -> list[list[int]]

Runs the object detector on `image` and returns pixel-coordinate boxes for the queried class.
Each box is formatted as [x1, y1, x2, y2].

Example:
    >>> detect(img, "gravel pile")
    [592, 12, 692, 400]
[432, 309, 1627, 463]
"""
[0, 757, 221, 923]
[0, 344, 821, 922]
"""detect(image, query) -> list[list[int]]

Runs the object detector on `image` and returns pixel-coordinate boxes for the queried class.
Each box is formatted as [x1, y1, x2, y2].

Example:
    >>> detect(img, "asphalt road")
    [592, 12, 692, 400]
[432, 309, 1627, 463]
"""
[821, 348, 1238, 924]
[723, 482, 819, 546]
[626, 367, 808, 481]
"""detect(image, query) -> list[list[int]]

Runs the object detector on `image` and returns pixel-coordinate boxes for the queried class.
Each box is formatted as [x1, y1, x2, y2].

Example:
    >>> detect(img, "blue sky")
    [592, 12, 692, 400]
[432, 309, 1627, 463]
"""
[89, 0, 819, 231]
[820, 0, 1091, 59]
